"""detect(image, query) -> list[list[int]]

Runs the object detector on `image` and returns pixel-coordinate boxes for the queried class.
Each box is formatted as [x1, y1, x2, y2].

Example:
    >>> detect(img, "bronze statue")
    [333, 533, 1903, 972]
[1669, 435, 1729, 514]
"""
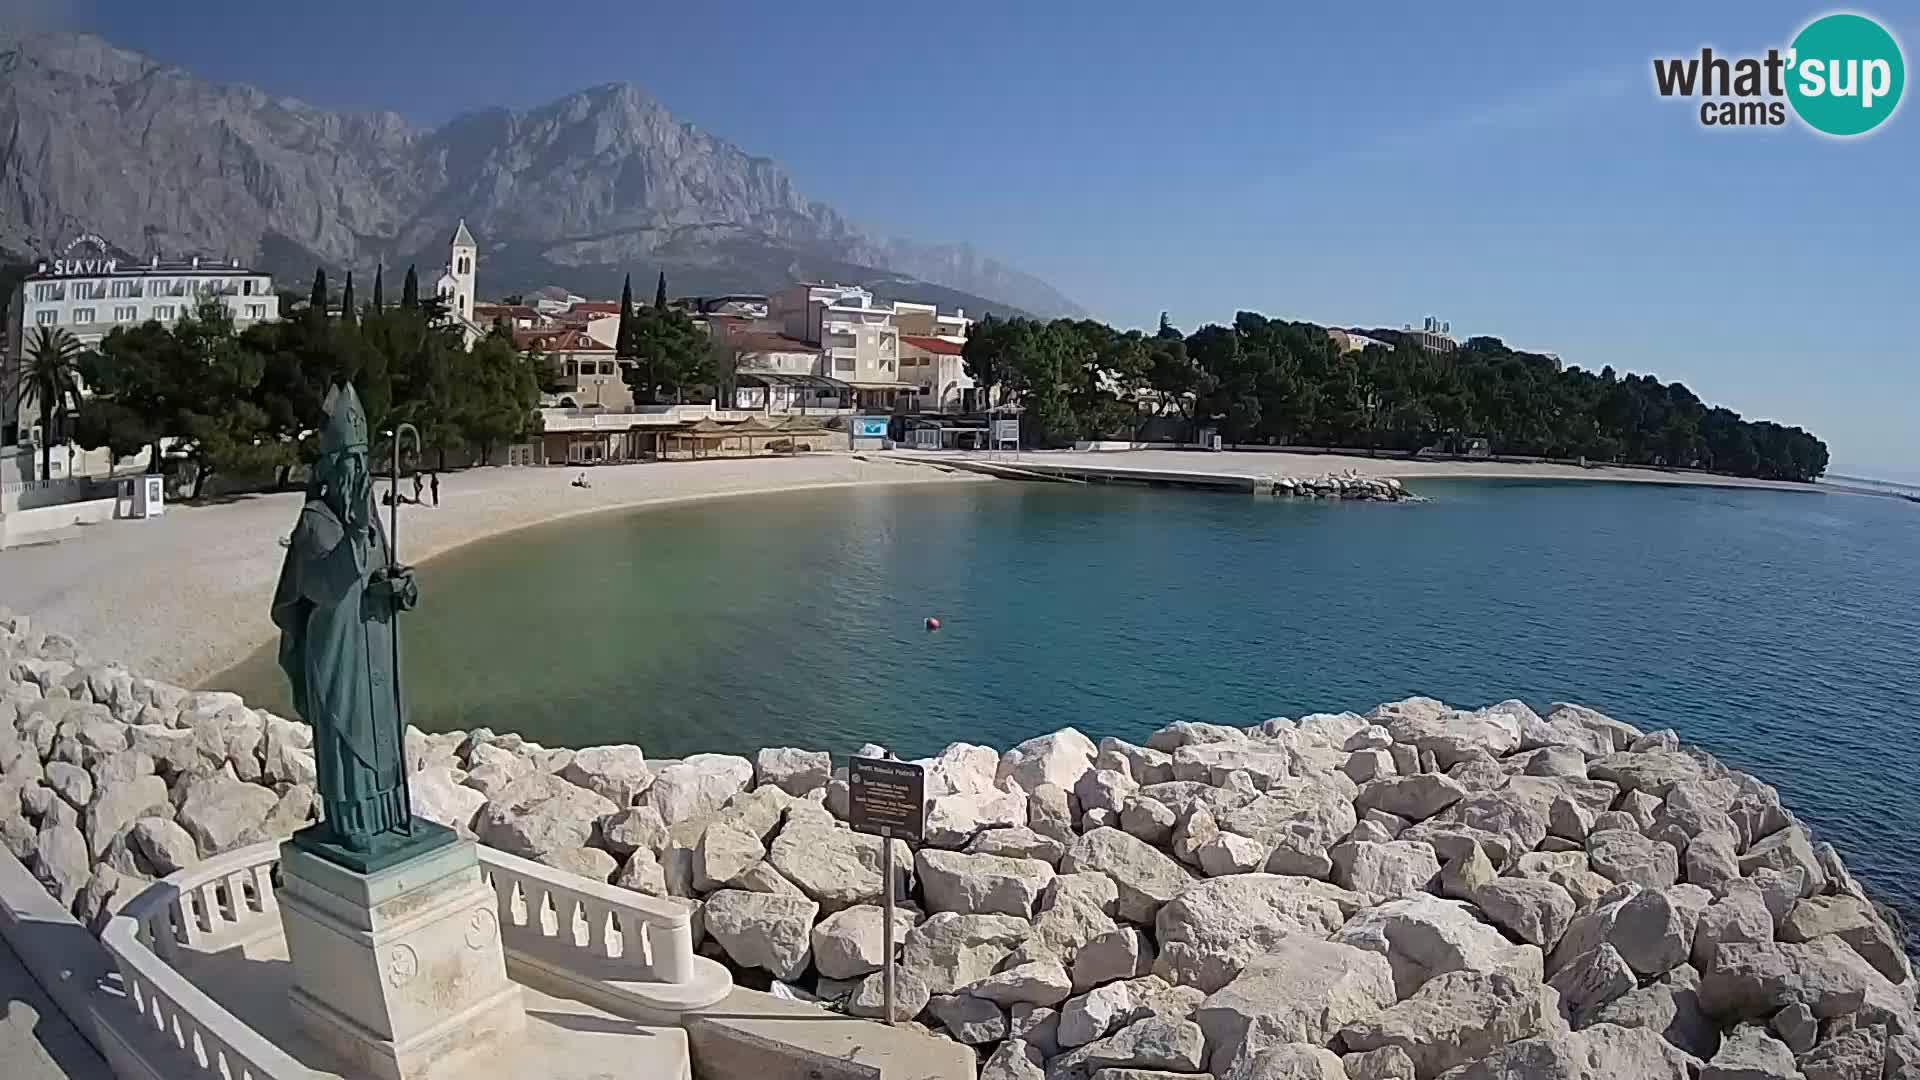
[272, 383, 452, 871]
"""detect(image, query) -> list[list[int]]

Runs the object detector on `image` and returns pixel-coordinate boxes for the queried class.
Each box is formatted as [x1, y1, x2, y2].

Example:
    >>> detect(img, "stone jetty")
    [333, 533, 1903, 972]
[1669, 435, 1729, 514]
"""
[2, 607, 1914, 1080]
[1270, 471, 1414, 500]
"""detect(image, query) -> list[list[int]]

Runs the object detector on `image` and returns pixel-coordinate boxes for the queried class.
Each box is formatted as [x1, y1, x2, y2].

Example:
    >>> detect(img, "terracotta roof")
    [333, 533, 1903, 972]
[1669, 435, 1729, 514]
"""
[474, 303, 539, 319]
[568, 301, 621, 315]
[901, 335, 964, 355]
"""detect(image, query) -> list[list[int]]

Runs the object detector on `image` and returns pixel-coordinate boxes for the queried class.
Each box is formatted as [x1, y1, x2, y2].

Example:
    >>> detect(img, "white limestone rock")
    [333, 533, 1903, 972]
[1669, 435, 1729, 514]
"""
[1196, 831, 1268, 877]
[1738, 826, 1828, 900]
[1548, 943, 1637, 1018]
[917, 849, 1056, 918]
[900, 912, 1033, 994]
[476, 771, 619, 859]
[1778, 895, 1910, 985]
[927, 992, 1008, 1045]
[613, 849, 666, 895]
[969, 825, 1067, 866]
[1222, 781, 1358, 855]
[1194, 940, 1396, 1075]
[597, 805, 670, 858]
[1071, 926, 1154, 993]
[1061, 827, 1194, 925]
[998, 728, 1098, 795]
[925, 786, 1030, 849]
[1118, 797, 1176, 848]
[1473, 877, 1577, 951]
[961, 959, 1073, 1007]
[847, 968, 931, 1020]
[752, 747, 831, 796]
[1334, 894, 1544, 1001]
[81, 773, 168, 860]
[1700, 1024, 1799, 1080]
[1338, 969, 1564, 1080]
[128, 816, 197, 876]
[408, 765, 486, 837]
[1332, 840, 1441, 898]
[31, 820, 91, 907]
[1586, 829, 1680, 891]
[1356, 774, 1468, 823]
[703, 888, 818, 980]
[537, 846, 617, 882]
[173, 773, 277, 857]
[1153, 874, 1366, 992]
[693, 821, 767, 892]
[643, 753, 752, 823]
[1081, 1015, 1206, 1073]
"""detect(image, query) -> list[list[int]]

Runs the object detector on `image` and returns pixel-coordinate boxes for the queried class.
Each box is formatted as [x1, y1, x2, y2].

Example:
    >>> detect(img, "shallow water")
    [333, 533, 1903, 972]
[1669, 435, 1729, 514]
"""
[216, 479, 1920, 926]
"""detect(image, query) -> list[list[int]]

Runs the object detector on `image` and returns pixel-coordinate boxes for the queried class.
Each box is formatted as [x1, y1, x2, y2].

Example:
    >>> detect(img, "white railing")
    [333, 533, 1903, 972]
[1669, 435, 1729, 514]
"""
[98, 840, 730, 1079]
[102, 842, 315, 1080]
[477, 847, 729, 1011]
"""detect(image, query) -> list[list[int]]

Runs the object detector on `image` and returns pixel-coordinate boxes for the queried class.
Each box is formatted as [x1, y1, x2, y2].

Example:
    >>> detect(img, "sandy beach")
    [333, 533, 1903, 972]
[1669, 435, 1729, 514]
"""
[0, 455, 986, 689]
[0, 448, 1824, 691]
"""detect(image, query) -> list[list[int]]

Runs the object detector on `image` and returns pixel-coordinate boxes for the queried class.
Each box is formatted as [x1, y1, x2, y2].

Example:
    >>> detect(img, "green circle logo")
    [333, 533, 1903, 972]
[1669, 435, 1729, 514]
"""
[1787, 13, 1905, 136]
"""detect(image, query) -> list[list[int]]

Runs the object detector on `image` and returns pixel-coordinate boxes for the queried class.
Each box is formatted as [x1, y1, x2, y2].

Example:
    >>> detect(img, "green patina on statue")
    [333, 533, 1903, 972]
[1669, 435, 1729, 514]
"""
[272, 383, 454, 873]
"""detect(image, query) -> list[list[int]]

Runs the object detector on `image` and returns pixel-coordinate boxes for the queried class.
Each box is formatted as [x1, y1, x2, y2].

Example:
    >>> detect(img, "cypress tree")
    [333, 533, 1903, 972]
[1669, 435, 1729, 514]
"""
[615, 274, 635, 361]
[341, 271, 357, 328]
[654, 270, 668, 310]
[372, 264, 385, 313]
[402, 265, 420, 309]
[309, 267, 328, 321]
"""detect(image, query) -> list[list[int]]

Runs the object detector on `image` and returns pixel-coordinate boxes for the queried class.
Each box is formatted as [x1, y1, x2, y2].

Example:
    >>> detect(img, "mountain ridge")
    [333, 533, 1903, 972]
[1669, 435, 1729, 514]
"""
[0, 31, 1082, 318]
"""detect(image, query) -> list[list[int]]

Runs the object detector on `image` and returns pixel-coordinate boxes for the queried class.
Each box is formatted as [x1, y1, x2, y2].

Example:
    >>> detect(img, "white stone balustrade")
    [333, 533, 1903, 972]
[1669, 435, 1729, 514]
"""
[478, 847, 732, 1016]
[102, 841, 317, 1080]
[97, 839, 731, 1079]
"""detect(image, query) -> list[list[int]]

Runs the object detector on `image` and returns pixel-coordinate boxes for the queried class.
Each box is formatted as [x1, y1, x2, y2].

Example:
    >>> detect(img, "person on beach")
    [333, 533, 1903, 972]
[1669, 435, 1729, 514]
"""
[430, 472, 440, 506]
[413, 472, 424, 504]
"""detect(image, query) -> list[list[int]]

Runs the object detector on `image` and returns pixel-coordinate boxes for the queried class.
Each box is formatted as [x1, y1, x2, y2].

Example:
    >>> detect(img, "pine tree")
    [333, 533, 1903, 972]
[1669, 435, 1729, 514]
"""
[654, 271, 668, 310]
[402, 265, 420, 309]
[372, 265, 385, 313]
[341, 271, 357, 328]
[308, 268, 328, 321]
[615, 274, 635, 362]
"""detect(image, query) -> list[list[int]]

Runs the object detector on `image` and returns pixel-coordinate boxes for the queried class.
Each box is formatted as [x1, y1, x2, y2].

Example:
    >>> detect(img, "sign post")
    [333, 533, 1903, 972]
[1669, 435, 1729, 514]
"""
[847, 757, 925, 1026]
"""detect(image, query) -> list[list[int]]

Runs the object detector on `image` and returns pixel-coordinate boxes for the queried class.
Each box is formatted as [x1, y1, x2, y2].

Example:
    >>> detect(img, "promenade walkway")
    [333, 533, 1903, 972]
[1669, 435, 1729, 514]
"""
[0, 934, 110, 1080]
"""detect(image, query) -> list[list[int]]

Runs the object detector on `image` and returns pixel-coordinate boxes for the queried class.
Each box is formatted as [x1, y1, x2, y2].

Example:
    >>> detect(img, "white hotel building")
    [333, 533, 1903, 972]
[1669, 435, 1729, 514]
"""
[3, 234, 279, 448]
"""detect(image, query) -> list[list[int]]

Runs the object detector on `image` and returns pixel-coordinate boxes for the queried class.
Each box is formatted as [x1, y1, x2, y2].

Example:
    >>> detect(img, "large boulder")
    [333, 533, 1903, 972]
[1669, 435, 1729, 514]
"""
[1586, 830, 1679, 890]
[753, 747, 831, 796]
[1778, 895, 1910, 985]
[1194, 941, 1396, 1075]
[1223, 781, 1359, 854]
[174, 774, 277, 857]
[916, 743, 1002, 798]
[1008, 873, 1120, 969]
[1738, 826, 1827, 900]
[1697, 937, 1885, 1022]
[692, 821, 766, 892]
[1153, 874, 1365, 992]
[925, 787, 1030, 849]
[31, 821, 91, 907]
[1541, 704, 1642, 753]
[1355, 775, 1468, 823]
[1580, 975, 1719, 1061]
[702, 889, 818, 981]
[766, 814, 887, 911]
[1437, 1023, 1694, 1080]
[917, 849, 1055, 918]
[1332, 840, 1441, 898]
[926, 993, 1007, 1045]
[1334, 894, 1544, 1000]
[1699, 1024, 1799, 1080]
[558, 744, 653, 805]
[81, 773, 169, 860]
[1383, 707, 1522, 768]
[1226, 1044, 1348, 1080]
[1061, 828, 1193, 925]
[643, 754, 752, 824]
[970, 826, 1067, 866]
[409, 765, 486, 837]
[960, 959, 1073, 1008]
[476, 772, 619, 858]
[1339, 969, 1563, 1080]
[1548, 943, 1637, 1018]
[1472, 878, 1576, 951]
[900, 912, 1032, 994]
[1080, 1015, 1206, 1073]
[1587, 751, 1705, 797]
[998, 729, 1098, 795]
[128, 817, 198, 876]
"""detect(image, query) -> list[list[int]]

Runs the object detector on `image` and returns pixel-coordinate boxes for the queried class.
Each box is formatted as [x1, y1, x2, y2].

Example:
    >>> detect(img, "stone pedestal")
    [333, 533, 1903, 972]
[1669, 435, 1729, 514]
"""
[278, 837, 525, 1080]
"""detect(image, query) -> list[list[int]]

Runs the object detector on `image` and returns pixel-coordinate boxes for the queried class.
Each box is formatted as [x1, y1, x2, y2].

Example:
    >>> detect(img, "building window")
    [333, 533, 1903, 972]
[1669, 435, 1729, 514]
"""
[111, 280, 137, 298]
[835, 357, 854, 371]
[35, 310, 57, 325]
[244, 304, 267, 319]
[113, 305, 138, 322]
[32, 283, 61, 302]
[72, 309, 96, 325]
[242, 279, 256, 296]
[153, 305, 175, 321]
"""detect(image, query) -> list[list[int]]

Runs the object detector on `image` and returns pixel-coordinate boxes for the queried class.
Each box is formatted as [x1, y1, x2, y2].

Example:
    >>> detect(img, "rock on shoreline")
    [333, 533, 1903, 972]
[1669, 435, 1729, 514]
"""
[3, 608, 1916, 1079]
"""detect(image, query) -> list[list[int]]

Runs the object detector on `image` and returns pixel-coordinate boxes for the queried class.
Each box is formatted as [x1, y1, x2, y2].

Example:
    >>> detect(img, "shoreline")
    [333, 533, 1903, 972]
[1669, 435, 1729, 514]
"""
[895, 448, 1830, 493]
[0, 455, 988, 690]
[0, 448, 1835, 692]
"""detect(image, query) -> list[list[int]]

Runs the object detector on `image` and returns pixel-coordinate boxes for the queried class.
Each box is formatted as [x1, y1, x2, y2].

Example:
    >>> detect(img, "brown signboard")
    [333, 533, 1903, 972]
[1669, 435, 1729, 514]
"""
[847, 758, 925, 843]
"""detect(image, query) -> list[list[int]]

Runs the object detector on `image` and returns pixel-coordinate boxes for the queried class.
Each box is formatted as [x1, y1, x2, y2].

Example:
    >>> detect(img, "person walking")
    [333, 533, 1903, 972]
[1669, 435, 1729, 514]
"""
[430, 472, 440, 507]
[412, 472, 424, 504]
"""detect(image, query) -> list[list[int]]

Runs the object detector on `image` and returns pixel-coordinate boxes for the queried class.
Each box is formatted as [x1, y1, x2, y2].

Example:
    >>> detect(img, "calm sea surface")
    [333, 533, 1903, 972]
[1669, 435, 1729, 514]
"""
[215, 479, 1920, 927]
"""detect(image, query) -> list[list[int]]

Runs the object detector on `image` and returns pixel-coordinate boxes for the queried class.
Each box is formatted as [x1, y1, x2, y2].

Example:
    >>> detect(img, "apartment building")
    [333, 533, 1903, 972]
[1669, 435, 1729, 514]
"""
[769, 283, 907, 411]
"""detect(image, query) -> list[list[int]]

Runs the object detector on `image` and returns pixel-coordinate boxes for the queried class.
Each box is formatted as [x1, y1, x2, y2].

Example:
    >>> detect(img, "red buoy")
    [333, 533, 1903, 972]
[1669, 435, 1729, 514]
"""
[925, 617, 941, 631]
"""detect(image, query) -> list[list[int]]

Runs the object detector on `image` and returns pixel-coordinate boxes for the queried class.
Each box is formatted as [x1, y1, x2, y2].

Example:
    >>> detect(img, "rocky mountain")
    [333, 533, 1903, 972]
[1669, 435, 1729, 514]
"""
[0, 32, 1082, 317]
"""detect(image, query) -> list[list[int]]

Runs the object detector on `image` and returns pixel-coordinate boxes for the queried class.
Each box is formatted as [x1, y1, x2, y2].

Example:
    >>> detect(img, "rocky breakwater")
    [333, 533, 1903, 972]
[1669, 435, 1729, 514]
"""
[2, 607, 1916, 1080]
[1271, 472, 1415, 501]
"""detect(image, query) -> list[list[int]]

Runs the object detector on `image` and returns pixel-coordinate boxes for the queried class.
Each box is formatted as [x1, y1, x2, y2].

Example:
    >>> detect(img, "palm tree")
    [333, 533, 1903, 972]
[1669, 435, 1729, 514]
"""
[15, 326, 85, 482]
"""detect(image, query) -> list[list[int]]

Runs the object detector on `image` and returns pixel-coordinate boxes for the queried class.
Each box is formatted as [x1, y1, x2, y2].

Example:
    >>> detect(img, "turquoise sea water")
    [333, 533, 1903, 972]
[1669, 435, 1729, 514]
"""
[215, 479, 1920, 929]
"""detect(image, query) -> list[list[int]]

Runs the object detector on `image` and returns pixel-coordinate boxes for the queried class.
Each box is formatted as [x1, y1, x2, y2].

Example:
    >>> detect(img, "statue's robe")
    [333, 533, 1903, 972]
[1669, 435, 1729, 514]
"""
[270, 494, 407, 841]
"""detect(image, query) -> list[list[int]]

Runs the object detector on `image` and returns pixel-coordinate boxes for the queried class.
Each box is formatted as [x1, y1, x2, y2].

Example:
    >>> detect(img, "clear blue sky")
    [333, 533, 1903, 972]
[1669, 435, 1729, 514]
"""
[19, 1, 1920, 476]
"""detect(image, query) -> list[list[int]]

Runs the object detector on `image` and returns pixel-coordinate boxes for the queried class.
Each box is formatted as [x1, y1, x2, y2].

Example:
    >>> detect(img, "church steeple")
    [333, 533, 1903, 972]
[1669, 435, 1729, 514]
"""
[448, 219, 477, 323]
